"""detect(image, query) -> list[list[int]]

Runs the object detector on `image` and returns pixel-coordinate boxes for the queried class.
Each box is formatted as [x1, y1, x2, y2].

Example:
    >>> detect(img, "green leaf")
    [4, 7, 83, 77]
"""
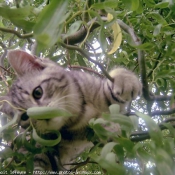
[93, 123, 109, 140]
[109, 104, 120, 114]
[134, 142, 151, 159]
[26, 155, 34, 173]
[33, 0, 70, 51]
[155, 2, 169, 9]
[123, 0, 139, 11]
[0, 113, 18, 135]
[105, 152, 116, 163]
[91, 0, 118, 9]
[135, 43, 154, 50]
[156, 70, 175, 79]
[0, 5, 35, 31]
[110, 114, 133, 131]
[143, 0, 155, 7]
[91, 154, 125, 175]
[89, 118, 109, 126]
[153, 24, 162, 36]
[113, 144, 125, 163]
[99, 25, 107, 52]
[77, 54, 87, 67]
[131, 0, 139, 11]
[32, 128, 61, 146]
[155, 148, 174, 175]
[129, 115, 139, 130]
[136, 112, 163, 145]
[136, 1, 143, 14]
[20, 130, 41, 154]
[64, 20, 82, 38]
[0, 6, 33, 19]
[27, 106, 72, 119]
[100, 142, 117, 159]
[0, 147, 13, 159]
[10, 19, 35, 32]
[115, 137, 134, 153]
[164, 123, 175, 138]
[147, 12, 167, 25]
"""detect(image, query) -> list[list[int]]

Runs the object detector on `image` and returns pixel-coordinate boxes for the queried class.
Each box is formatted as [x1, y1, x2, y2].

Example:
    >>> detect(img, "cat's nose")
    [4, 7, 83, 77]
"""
[21, 112, 29, 121]
[20, 112, 30, 129]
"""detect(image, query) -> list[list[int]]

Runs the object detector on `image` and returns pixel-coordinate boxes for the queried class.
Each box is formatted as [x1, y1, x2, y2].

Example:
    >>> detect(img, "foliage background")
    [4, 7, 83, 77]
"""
[0, 0, 175, 174]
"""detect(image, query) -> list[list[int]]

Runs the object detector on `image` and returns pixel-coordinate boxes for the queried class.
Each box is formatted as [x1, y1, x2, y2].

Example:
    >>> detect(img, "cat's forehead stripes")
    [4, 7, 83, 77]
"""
[40, 77, 68, 99]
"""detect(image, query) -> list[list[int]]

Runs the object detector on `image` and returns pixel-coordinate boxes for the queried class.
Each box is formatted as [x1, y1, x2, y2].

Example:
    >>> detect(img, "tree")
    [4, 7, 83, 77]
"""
[0, 0, 175, 174]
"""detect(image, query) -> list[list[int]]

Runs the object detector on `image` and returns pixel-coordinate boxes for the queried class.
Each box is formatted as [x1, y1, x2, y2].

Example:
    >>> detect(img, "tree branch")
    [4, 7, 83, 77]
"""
[151, 108, 175, 116]
[60, 42, 114, 82]
[0, 27, 33, 39]
[0, 42, 7, 68]
[129, 106, 175, 116]
[0, 18, 172, 102]
[130, 118, 175, 142]
[147, 52, 162, 78]
[63, 18, 100, 45]
[68, 65, 104, 78]
[115, 19, 173, 102]
[63, 17, 172, 102]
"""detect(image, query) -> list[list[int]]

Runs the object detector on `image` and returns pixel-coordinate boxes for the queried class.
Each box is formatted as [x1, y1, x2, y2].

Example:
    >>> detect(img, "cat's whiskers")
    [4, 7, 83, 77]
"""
[50, 99, 81, 111]
[48, 94, 81, 109]
[49, 93, 80, 106]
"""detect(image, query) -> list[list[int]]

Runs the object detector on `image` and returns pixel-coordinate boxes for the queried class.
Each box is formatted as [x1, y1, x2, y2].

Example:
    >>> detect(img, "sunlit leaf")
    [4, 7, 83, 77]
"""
[109, 104, 120, 114]
[107, 13, 122, 55]
[90, 154, 125, 175]
[136, 112, 163, 145]
[27, 106, 72, 119]
[100, 142, 117, 159]
[0, 113, 18, 135]
[33, 0, 70, 51]
[153, 24, 162, 36]
[129, 115, 139, 130]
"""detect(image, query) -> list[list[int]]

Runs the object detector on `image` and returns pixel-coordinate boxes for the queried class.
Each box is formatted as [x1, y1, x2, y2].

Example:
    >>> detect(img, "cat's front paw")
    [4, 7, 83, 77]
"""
[109, 68, 142, 103]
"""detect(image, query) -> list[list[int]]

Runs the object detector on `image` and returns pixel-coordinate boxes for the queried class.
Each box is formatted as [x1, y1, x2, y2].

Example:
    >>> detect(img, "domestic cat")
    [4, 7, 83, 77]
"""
[0, 49, 142, 171]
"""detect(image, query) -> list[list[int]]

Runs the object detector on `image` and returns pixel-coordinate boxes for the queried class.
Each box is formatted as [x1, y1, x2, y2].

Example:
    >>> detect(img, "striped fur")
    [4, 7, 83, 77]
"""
[0, 50, 142, 169]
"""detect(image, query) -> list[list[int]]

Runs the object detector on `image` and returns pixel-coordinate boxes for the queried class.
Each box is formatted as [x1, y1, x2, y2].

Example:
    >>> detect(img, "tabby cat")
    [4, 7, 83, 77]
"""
[0, 50, 142, 171]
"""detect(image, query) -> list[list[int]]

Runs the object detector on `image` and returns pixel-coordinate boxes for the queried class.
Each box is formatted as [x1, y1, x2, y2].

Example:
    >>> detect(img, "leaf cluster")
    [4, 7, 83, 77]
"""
[0, 0, 175, 174]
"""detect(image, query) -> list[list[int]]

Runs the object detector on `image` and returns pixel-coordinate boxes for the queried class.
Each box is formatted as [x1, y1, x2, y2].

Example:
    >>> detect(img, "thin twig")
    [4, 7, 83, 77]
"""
[70, 158, 97, 171]
[130, 120, 175, 142]
[60, 42, 114, 82]
[0, 66, 15, 75]
[68, 65, 104, 78]
[0, 27, 33, 39]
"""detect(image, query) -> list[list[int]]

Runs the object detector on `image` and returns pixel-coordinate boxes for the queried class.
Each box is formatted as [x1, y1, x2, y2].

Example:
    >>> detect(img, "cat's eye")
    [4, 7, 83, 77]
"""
[33, 86, 43, 100]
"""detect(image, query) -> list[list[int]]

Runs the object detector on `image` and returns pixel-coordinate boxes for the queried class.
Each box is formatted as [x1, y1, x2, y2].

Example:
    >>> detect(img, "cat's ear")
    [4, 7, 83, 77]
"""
[7, 49, 44, 76]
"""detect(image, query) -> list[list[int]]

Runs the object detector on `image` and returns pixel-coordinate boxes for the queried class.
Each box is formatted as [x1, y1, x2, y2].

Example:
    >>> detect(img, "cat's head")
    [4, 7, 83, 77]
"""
[0, 50, 71, 131]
